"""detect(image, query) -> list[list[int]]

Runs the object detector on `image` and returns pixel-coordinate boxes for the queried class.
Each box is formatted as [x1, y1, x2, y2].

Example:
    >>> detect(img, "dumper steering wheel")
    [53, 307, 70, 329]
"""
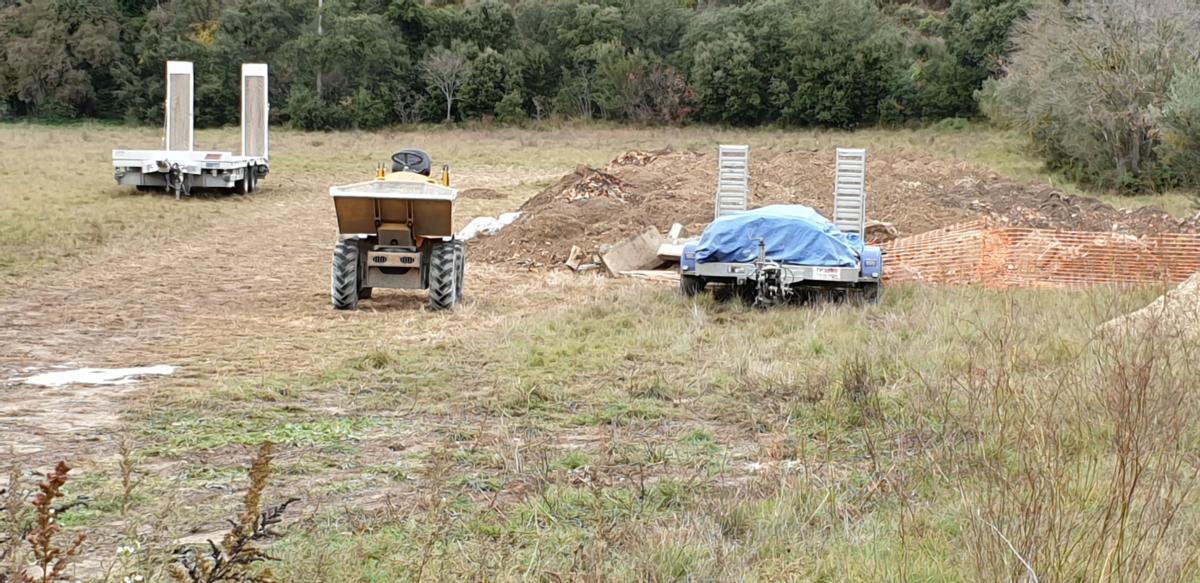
[392, 151, 426, 173]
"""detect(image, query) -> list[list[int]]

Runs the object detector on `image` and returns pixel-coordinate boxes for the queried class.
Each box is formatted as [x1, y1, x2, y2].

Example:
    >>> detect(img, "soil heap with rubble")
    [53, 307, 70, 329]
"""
[471, 148, 1200, 267]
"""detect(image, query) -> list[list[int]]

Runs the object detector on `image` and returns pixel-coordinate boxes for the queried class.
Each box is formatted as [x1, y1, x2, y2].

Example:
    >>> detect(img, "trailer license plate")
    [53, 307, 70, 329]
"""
[813, 267, 840, 281]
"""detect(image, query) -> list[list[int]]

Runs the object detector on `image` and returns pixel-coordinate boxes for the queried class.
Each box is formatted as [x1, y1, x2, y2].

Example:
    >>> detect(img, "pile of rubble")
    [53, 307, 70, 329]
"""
[564, 169, 633, 203]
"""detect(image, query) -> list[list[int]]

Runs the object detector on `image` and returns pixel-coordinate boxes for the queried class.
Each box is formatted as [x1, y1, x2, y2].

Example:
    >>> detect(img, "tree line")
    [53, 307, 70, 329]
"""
[0, 0, 1024, 129]
[2, 0, 1198, 192]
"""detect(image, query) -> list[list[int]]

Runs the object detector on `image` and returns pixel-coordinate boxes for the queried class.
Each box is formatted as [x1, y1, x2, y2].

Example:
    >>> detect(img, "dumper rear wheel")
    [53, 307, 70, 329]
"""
[428, 241, 458, 310]
[453, 241, 466, 299]
[680, 274, 706, 297]
[332, 240, 360, 310]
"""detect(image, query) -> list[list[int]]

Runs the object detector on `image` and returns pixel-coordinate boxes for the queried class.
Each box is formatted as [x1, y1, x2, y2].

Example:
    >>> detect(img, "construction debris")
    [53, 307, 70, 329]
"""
[19, 365, 177, 387]
[611, 150, 660, 167]
[865, 219, 899, 242]
[600, 226, 666, 276]
[459, 212, 521, 240]
[565, 245, 582, 270]
[618, 270, 680, 282]
[565, 167, 630, 202]
[656, 242, 686, 262]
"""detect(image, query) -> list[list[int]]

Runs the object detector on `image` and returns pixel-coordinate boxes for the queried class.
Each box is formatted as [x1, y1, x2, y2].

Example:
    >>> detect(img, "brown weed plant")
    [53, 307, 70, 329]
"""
[952, 300, 1200, 581]
[169, 443, 298, 583]
[22, 462, 86, 583]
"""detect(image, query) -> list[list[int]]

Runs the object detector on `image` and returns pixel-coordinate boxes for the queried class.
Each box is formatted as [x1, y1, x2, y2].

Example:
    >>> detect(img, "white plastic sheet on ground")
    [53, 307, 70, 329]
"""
[458, 212, 521, 240]
[19, 365, 177, 387]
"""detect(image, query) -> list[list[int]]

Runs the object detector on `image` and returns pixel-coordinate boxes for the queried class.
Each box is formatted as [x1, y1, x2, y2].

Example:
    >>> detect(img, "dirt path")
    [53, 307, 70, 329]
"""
[0, 169, 588, 463]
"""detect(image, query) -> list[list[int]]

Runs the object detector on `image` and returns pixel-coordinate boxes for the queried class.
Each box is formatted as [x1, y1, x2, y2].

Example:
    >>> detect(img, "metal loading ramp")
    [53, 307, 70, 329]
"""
[715, 145, 750, 219]
[834, 148, 867, 237]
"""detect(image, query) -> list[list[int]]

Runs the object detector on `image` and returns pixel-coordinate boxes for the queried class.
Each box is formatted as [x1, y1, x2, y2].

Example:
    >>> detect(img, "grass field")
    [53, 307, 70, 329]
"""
[1, 123, 1198, 582]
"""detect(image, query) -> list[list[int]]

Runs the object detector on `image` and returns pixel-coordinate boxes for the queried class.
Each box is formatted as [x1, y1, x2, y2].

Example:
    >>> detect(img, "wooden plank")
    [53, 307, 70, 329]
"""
[601, 227, 666, 275]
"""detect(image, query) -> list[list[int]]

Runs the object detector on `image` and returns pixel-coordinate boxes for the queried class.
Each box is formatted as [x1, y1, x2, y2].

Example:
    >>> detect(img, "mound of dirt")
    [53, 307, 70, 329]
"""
[471, 148, 1200, 267]
[1102, 271, 1200, 340]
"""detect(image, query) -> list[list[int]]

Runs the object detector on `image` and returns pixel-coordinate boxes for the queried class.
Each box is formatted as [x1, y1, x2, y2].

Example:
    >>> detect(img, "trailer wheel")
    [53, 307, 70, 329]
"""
[680, 274, 706, 297]
[428, 241, 458, 310]
[332, 240, 359, 310]
[247, 165, 257, 193]
[861, 282, 882, 305]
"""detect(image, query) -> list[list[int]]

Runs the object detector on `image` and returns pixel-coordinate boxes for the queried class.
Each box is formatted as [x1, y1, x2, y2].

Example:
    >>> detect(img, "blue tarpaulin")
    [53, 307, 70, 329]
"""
[694, 205, 863, 267]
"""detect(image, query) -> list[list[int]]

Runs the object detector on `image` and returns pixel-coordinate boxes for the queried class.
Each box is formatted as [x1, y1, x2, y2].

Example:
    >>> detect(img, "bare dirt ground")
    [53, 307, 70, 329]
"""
[0, 156, 576, 463]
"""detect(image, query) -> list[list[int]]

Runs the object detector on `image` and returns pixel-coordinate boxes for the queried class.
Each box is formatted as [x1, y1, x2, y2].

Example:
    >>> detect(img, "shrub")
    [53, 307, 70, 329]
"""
[284, 86, 350, 131]
[778, 0, 906, 127]
[1160, 66, 1200, 189]
[981, 0, 1200, 192]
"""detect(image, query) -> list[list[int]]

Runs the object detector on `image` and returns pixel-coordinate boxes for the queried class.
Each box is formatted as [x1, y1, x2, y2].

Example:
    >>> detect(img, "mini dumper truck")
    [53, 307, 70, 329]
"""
[679, 148, 884, 307]
[329, 149, 464, 311]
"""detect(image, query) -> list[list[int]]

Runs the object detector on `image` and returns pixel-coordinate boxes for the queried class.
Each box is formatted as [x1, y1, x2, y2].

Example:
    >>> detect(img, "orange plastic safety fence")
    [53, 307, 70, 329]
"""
[883, 220, 1200, 289]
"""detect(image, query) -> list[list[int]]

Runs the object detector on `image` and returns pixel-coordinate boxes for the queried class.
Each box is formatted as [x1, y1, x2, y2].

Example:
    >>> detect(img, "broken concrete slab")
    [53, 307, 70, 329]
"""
[601, 226, 666, 276]
[657, 242, 684, 262]
[656, 237, 699, 262]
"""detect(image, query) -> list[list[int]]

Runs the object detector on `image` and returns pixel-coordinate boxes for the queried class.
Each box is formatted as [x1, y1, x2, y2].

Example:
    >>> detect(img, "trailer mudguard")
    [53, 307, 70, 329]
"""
[680, 241, 699, 274]
[859, 245, 883, 279]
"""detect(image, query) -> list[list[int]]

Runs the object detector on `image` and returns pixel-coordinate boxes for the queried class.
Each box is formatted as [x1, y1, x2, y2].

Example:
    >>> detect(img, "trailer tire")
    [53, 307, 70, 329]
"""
[428, 241, 458, 311]
[331, 240, 359, 310]
[680, 274, 706, 297]
[861, 282, 882, 305]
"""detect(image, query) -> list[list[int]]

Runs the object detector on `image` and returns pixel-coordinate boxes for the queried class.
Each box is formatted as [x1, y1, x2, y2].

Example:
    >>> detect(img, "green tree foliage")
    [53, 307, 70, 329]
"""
[1, 0, 1037, 133]
[0, 0, 128, 118]
[460, 48, 512, 119]
[780, 0, 905, 127]
[689, 33, 765, 125]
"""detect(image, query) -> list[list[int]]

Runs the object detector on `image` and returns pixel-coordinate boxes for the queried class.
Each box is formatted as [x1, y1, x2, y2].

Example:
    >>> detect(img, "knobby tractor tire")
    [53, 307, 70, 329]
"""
[356, 239, 373, 300]
[428, 241, 459, 311]
[453, 240, 466, 300]
[680, 274, 706, 297]
[331, 240, 360, 310]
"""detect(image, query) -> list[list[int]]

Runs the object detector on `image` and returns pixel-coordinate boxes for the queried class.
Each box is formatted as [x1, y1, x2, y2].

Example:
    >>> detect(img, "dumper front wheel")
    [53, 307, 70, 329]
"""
[428, 241, 458, 311]
[332, 240, 360, 310]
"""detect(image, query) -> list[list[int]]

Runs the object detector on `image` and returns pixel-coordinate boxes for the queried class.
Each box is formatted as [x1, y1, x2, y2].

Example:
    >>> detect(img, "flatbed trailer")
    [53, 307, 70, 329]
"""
[680, 147, 884, 306]
[112, 61, 270, 199]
